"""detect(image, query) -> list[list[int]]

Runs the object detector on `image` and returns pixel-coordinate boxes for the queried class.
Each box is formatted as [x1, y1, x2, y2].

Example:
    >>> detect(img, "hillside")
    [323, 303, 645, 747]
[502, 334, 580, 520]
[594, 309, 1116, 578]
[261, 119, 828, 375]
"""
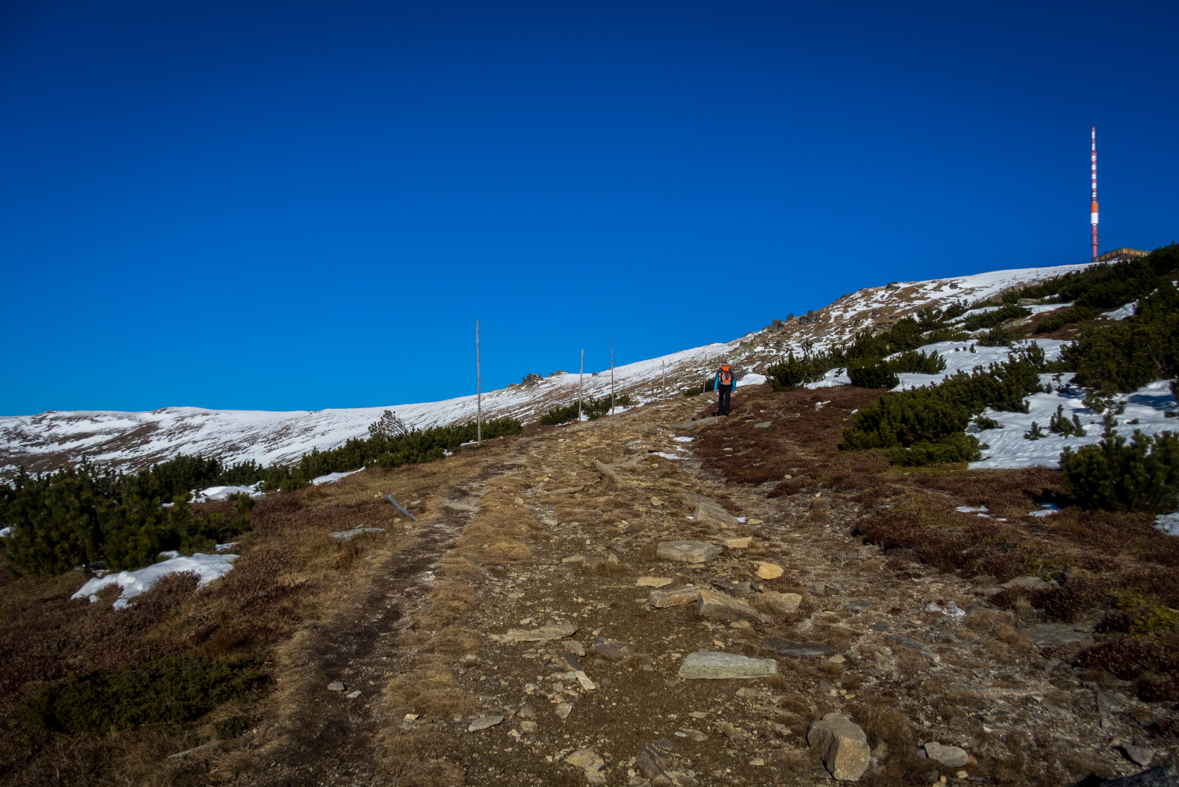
[0, 262, 1092, 481]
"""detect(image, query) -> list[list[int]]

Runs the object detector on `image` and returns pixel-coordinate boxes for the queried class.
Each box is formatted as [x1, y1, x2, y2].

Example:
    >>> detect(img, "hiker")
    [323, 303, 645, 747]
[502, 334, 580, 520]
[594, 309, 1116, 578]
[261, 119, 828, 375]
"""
[715, 364, 736, 416]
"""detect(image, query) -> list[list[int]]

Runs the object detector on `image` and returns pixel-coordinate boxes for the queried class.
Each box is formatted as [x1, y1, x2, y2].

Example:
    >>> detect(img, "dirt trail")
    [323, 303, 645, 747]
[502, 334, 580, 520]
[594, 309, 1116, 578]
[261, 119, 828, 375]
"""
[245, 396, 1166, 786]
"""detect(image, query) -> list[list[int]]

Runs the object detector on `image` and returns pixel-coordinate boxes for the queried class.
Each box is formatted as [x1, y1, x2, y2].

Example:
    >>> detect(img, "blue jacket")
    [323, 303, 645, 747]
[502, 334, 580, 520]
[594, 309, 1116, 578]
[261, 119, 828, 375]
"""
[716, 368, 736, 389]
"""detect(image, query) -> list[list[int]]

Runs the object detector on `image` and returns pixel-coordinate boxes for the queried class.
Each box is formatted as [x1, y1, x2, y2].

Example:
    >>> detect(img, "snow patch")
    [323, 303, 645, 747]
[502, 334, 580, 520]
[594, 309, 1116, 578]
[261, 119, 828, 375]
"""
[71, 552, 239, 610]
[311, 469, 363, 486]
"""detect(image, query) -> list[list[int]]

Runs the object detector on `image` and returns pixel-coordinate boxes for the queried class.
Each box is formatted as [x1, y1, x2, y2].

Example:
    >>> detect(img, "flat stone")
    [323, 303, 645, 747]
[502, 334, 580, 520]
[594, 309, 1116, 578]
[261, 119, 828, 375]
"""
[1025, 622, 1093, 648]
[766, 638, 836, 658]
[1001, 575, 1052, 590]
[924, 742, 969, 768]
[885, 634, 940, 664]
[678, 651, 778, 680]
[592, 637, 637, 661]
[761, 591, 802, 613]
[327, 681, 346, 692]
[593, 459, 625, 489]
[755, 563, 784, 579]
[561, 554, 587, 564]
[551, 651, 583, 671]
[649, 584, 702, 608]
[468, 715, 505, 732]
[637, 576, 674, 588]
[565, 748, 604, 771]
[635, 742, 672, 781]
[555, 702, 573, 719]
[657, 541, 720, 564]
[844, 600, 872, 612]
[548, 486, 585, 495]
[674, 416, 722, 429]
[572, 670, 597, 690]
[563, 640, 586, 657]
[519, 720, 538, 734]
[808, 714, 870, 781]
[754, 421, 772, 429]
[502, 622, 578, 643]
[722, 536, 752, 548]
[693, 500, 739, 529]
[650, 496, 664, 507]
[346, 690, 362, 699]
[1122, 744, 1154, 767]
[697, 588, 764, 623]
[328, 527, 387, 541]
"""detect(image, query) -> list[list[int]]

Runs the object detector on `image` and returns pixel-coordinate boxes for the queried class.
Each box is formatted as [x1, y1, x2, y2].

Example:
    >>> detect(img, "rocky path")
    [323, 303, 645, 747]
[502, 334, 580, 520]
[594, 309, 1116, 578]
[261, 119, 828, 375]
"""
[248, 396, 1172, 786]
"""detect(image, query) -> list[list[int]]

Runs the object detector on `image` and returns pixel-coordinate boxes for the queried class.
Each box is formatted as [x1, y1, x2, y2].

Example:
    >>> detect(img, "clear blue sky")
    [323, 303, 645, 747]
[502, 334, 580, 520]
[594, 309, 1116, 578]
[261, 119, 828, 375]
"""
[2, 0, 1176, 416]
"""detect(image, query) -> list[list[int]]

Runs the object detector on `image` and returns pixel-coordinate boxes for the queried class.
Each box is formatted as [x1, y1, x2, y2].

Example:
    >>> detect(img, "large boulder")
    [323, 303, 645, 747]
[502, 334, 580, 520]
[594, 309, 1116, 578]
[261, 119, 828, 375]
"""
[807, 713, 870, 781]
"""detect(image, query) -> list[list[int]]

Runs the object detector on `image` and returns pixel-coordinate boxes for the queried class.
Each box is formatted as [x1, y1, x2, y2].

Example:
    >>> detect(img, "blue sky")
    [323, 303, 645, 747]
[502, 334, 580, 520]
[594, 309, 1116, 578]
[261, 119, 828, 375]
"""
[2, 0, 1176, 416]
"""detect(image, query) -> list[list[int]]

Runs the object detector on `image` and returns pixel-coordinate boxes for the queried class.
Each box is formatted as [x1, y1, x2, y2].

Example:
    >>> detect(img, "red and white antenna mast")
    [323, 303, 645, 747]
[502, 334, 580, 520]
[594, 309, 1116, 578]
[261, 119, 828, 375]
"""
[1090, 126, 1099, 260]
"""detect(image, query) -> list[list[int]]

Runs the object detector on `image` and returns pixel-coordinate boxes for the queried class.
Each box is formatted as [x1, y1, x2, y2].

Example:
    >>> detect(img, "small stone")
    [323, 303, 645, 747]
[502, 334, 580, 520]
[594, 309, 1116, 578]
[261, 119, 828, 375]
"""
[679, 728, 708, 742]
[761, 590, 802, 613]
[573, 670, 597, 691]
[592, 637, 637, 661]
[753, 422, 772, 429]
[635, 742, 672, 781]
[649, 584, 702, 608]
[555, 702, 573, 719]
[697, 588, 764, 623]
[755, 563, 784, 580]
[750, 758, 766, 766]
[502, 622, 578, 643]
[808, 714, 870, 781]
[678, 651, 778, 679]
[844, 600, 871, 612]
[520, 720, 538, 733]
[552, 651, 583, 671]
[924, 742, 970, 768]
[468, 715, 505, 732]
[404, 713, 420, 721]
[1120, 743, 1153, 767]
[765, 638, 834, 658]
[328, 527, 388, 541]
[563, 640, 587, 657]
[657, 541, 720, 564]
[956, 772, 969, 780]
[562, 554, 587, 564]
[346, 690, 362, 699]
[693, 500, 740, 529]
[514, 497, 524, 505]
[722, 537, 752, 548]
[566, 748, 605, 771]
[328, 681, 346, 692]
[651, 497, 664, 507]
[637, 576, 674, 588]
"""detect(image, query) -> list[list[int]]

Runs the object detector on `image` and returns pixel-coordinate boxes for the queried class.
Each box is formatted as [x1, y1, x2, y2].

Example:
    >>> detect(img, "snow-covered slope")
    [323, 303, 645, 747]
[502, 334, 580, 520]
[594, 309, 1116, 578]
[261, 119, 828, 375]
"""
[0, 262, 1093, 480]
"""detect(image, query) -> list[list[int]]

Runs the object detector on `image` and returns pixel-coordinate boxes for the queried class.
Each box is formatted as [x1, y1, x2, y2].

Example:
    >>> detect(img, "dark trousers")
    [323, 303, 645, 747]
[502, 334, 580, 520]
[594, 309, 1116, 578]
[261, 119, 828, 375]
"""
[717, 384, 732, 415]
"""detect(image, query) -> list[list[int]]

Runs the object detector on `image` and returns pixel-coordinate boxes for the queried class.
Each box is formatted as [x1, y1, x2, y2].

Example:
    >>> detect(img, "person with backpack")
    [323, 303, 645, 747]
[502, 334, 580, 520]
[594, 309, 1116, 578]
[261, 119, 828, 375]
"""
[715, 364, 736, 416]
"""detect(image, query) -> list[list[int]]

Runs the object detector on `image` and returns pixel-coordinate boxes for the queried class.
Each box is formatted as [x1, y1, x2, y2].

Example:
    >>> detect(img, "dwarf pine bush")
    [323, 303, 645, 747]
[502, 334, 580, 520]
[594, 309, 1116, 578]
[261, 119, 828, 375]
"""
[1061, 417, 1179, 513]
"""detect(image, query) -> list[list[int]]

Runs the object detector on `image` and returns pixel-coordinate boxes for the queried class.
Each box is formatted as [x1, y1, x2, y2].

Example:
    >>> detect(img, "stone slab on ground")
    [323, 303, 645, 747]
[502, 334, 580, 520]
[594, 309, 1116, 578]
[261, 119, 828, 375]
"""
[766, 639, 836, 658]
[924, 741, 970, 768]
[328, 527, 387, 541]
[637, 576, 674, 588]
[593, 459, 625, 489]
[501, 622, 578, 643]
[1024, 622, 1093, 648]
[674, 416, 722, 429]
[678, 651, 778, 680]
[468, 715, 504, 732]
[697, 588, 764, 623]
[648, 584, 702, 608]
[807, 713, 870, 781]
[657, 541, 720, 564]
[761, 590, 802, 613]
[693, 500, 739, 529]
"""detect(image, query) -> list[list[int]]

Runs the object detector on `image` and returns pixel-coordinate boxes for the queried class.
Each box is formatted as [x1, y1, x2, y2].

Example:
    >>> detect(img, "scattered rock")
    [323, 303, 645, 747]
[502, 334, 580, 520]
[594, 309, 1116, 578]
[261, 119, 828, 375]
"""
[555, 702, 573, 719]
[766, 638, 836, 658]
[649, 585, 702, 608]
[327, 681, 346, 692]
[1025, 622, 1092, 648]
[722, 537, 752, 548]
[519, 720, 538, 734]
[674, 417, 722, 429]
[678, 651, 778, 680]
[697, 588, 764, 623]
[844, 600, 871, 612]
[678, 728, 708, 742]
[761, 590, 802, 613]
[637, 576, 674, 588]
[808, 713, 871, 781]
[635, 742, 672, 782]
[650, 496, 664, 507]
[753, 421, 772, 429]
[1001, 575, 1053, 591]
[885, 633, 940, 664]
[328, 527, 387, 542]
[562, 555, 587, 564]
[468, 715, 505, 732]
[345, 690, 362, 699]
[1121, 744, 1153, 767]
[572, 670, 597, 691]
[657, 541, 720, 564]
[924, 742, 969, 768]
[502, 622, 579, 643]
[693, 500, 739, 529]
[563, 640, 587, 657]
[755, 563, 784, 580]
[552, 651, 583, 671]
[592, 637, 637, 661]
[565, 748, 606, 783]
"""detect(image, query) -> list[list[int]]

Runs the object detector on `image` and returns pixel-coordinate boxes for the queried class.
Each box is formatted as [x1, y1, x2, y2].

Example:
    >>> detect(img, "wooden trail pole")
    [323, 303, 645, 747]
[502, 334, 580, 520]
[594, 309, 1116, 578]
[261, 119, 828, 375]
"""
[476, 320, 482, 443]
[610, 339, 615, 415]
[662, 360, 666, 400]
[579, 349, 584, 421]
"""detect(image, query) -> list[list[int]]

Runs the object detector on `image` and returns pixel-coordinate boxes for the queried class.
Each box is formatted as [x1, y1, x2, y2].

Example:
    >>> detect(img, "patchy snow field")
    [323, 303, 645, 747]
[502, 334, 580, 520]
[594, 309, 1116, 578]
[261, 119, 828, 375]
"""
[71, 551, 239, 610]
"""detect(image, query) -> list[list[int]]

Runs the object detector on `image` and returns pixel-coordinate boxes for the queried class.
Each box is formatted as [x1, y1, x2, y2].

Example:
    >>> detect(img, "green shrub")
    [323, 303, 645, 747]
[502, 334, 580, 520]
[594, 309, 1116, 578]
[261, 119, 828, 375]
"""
[766, 349, 841, 391]
[977, 325, 1015, 347]
[888, 350, 947, 375]
[1035, 306, 1101, 334]
[891, 432, 981, 466]
[847, 358, 899, 389]
[1048, 404, 1085, 437]
[963, 303, 1031, 332]
[538, 394, 632, 425]
[1062, 282, 1179, 394]
[1061, 417, 1179, 513]
[21, 653, 258, 734]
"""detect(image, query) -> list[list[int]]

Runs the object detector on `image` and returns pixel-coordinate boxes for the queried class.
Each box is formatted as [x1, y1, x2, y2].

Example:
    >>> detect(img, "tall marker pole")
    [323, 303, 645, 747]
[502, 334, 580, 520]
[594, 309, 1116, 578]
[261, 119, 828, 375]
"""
[579, 349, 584, 421]
[1090, 127, 1099, 260]
[476, 320, 482, 442]
[610, 340, 615, 415]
